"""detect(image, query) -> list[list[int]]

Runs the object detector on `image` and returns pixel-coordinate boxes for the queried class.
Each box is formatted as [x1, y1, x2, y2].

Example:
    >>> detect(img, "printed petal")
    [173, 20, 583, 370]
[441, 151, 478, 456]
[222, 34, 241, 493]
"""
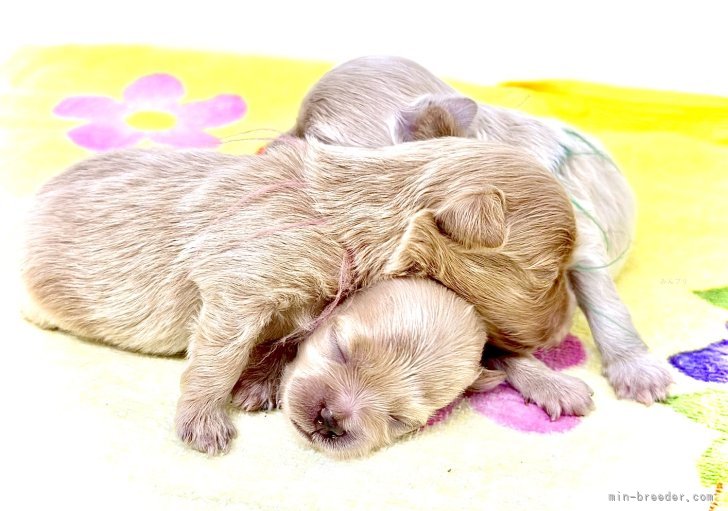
[54, 96, 124, 120]
[665, 390, 728, 433]
[669, 339, 728, 383]
[149, 129, 219, 148]
[694, 287, 728, 310]
[468, 384, 580, 433]
[178, 94, 246, 128]
[124, 73, 185, 108]
[534, 334, 587, 370]
[68, 123, 144, 151]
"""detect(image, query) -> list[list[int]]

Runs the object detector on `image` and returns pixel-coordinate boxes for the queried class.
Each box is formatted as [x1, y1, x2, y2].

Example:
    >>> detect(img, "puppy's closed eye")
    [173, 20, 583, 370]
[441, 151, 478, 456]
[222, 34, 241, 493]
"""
[329, 328, 348, 364]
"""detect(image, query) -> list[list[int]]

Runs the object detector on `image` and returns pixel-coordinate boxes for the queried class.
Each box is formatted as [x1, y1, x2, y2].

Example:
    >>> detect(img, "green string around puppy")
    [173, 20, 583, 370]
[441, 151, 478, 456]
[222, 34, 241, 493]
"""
[557, 129, 632, 272]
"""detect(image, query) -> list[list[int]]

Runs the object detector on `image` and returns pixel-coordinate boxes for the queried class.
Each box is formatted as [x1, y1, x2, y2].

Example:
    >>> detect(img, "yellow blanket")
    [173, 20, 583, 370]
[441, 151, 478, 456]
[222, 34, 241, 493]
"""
[1, 46, 726, 510]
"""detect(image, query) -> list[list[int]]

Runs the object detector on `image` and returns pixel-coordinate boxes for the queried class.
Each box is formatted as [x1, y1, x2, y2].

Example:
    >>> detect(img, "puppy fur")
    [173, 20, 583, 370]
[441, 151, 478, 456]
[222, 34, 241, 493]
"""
[280, 278, 504, 458]
[288, 55, 673, 405]
[23, 137, 575, 455]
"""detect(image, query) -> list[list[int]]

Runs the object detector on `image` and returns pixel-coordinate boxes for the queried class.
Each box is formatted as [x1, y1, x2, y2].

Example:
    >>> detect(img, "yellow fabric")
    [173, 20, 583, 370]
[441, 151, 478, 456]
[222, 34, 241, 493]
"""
[1, 46, 726, 510]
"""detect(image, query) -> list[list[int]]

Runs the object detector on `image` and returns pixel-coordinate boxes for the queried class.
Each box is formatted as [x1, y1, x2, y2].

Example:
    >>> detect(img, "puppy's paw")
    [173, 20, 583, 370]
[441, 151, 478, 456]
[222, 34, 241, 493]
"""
[519, 372, 594, 420]
[231, 379, 278, 412]
[605, 353, 673, 405]
[175, 402, 237, 455]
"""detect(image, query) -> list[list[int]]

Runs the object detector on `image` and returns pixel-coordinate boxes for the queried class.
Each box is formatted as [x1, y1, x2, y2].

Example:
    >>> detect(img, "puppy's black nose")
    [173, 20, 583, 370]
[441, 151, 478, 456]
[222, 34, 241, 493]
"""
[315, 406, 346, 438]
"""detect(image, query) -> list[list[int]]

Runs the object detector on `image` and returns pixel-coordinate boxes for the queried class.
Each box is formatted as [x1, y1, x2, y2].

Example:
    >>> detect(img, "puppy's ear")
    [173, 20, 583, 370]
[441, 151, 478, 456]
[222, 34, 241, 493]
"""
[435, 186, 507, 249]
[394, 95, 478, 142]
[467, 368, 507, 392]
[385, 189, 508, 277]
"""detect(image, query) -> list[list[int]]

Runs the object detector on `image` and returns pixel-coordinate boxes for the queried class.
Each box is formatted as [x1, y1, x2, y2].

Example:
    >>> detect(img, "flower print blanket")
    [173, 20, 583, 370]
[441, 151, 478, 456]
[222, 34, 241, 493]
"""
[1, 46, 727, 511]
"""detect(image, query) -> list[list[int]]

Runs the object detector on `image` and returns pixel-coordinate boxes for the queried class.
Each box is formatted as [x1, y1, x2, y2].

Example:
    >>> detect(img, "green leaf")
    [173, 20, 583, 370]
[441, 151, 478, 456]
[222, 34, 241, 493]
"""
[665, 390, 728, 433]
[694, 287, 728, 310]
[698, 436, 728, 487]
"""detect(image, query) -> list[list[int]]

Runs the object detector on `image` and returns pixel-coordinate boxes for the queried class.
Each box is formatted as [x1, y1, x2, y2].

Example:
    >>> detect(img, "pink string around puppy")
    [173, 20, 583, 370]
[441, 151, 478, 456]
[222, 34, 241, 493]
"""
[261, 250, 356, 363]
[208, 178, 306, 229]
[305, 249, 355, 334]
[185, 177, 313, 264]
[215, 172, 357, 360]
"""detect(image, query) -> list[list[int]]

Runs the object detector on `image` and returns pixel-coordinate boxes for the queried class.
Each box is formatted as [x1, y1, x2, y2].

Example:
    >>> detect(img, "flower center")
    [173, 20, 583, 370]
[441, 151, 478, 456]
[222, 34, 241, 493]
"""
[125, 110, 177, 131]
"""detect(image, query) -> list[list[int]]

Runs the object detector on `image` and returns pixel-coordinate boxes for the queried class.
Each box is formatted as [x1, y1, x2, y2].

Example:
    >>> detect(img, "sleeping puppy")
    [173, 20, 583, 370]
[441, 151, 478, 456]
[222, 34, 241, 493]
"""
[23, 137, 577, 455]
[280, 278, 506, 458]
[239, 280, 588, 458]
[287, 55, 673, 406]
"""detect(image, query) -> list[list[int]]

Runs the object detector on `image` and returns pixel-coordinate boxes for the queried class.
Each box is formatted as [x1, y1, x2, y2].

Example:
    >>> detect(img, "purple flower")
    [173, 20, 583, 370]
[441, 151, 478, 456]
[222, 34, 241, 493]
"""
[670, 339, 728, 383]
[54, 73, 246, 151]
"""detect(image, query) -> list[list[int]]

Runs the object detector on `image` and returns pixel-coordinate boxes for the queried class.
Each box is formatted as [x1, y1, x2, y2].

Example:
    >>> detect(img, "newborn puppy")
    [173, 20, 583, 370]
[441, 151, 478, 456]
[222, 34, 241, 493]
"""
[280, 278, 504, 458]
[287, 55, 673, 406]
[23, 137, 576, 455]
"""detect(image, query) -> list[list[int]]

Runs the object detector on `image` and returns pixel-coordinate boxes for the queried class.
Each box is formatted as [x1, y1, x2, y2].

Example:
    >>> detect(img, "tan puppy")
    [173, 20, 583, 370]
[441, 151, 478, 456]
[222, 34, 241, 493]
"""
[23, 137, 576, 455]
[280, 278, 504, 459]
[287, 55, 673, 406]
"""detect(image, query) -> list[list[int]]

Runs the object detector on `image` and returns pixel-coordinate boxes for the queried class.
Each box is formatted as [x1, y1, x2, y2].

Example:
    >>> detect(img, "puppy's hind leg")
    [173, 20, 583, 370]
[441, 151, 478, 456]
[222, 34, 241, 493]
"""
[486, 352, 594, 420]
[569, 268, 673, 404]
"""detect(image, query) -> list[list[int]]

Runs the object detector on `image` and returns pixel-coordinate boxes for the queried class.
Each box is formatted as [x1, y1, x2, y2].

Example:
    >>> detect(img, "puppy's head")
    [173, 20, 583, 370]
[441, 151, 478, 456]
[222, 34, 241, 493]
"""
[384, 187, 576, 352]
[280, 278, 502, 458]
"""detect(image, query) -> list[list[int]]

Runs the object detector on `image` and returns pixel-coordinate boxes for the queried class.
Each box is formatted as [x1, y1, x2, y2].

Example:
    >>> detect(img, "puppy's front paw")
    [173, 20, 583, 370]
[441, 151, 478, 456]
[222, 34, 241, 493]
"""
[520, 372, 594, 420]
[231, 379, 278, 412]
[175, 402, 237, 455]
[605, 353, 673, 405]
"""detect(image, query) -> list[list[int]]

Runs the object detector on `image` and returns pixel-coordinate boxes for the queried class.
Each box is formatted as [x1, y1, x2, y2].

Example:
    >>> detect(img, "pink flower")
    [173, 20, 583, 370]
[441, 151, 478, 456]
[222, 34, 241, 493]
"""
[427, 334, 587, 434]
[54, 73, 246, 151]
[467, 383, 581, 434]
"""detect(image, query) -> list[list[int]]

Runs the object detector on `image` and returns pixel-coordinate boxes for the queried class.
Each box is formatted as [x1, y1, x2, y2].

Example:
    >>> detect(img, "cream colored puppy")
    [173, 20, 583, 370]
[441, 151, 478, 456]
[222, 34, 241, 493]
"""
[279, 278, 504, 458]
[23, 137, 576, 455]
[288, 55, 673, 406]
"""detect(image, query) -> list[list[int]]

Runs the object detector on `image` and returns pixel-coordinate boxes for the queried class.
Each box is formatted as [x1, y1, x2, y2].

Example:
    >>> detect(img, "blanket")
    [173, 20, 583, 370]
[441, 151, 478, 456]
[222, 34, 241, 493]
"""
[1, 46, 726, 511]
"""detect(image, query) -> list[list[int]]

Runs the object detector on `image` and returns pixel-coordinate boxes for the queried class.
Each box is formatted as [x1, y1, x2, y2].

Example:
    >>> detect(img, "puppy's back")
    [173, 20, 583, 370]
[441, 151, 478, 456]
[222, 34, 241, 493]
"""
[23, 146, 307, 354]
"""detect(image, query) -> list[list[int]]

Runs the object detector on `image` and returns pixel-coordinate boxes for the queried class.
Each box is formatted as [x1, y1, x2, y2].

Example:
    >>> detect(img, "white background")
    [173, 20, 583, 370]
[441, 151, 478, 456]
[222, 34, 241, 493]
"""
[0, 0, 726, 95]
